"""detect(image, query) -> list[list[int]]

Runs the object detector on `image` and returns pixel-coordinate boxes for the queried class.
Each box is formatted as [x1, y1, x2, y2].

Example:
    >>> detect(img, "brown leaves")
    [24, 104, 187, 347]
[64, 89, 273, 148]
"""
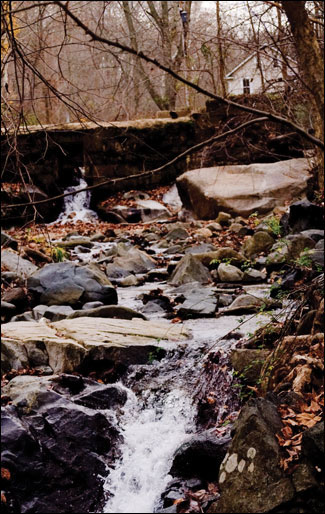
[1, 468, 11, 481]
[277, 391, 324, 471]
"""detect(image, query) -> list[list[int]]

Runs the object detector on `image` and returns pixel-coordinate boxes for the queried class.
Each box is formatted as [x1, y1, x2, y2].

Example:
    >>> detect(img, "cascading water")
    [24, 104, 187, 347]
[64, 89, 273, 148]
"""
[54, 167, 98, 223]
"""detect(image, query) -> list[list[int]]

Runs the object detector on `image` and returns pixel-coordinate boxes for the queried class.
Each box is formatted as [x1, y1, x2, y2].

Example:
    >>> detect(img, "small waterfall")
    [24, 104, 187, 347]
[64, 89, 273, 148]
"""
[104, 387, 196, 513]
[54, 167, 98, 223]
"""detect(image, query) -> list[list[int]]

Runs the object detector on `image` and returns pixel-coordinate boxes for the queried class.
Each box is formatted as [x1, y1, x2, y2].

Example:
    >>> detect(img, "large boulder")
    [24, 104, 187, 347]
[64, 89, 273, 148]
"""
[27, 262, 117, 306]
[282, 200, 324, 234]
[1, 317, 189, 374]
[176, 159, 311, 219]
[1, 375, 121, 513]
[210, 398, 294, 513]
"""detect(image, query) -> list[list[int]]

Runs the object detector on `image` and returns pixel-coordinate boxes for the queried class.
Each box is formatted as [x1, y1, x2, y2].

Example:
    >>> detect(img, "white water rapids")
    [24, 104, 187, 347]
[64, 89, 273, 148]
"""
[104, 388, 196, 513]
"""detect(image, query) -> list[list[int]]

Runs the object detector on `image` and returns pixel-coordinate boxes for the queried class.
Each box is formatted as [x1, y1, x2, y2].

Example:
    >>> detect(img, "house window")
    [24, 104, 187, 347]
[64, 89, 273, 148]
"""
[243, 78, 250, 94]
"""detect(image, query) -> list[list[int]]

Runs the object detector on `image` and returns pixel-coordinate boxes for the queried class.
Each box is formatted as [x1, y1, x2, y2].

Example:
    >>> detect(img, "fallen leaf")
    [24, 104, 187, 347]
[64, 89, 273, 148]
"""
[1, 468, 11, 480]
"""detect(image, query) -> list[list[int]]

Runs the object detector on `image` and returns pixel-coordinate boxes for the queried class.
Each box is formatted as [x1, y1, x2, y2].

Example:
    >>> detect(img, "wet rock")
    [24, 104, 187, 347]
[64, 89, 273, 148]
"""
[1, 376, 120, 513]
[141, 301, 166, 315]
[165, 227, 190, 241]
[168, 254, 211, 286]
[212, 398, 294, 513]
[283, 200, 324, 234]
[74, 384, 128, 410]
[67, 305, 146, 320]
[230, 349, 270, 383]
[1, 249, 38, 279]
[242, 231, 275, 259]
[27, 262, 117, 306]
[216, 212, 232, 226]
[177, 159, 311, 219]
[170, 435, 230, 480]
[177, 287, 218, 318]
[106, 263, 133, 281]
[1, 231, 18, 250]
[217, 263, 243, 283]
[1, 300, 16, 315]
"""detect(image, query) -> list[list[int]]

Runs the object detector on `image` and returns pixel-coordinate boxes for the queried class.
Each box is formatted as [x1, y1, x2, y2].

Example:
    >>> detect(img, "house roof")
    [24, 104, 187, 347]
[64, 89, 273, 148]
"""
[225, 46, 296, 80]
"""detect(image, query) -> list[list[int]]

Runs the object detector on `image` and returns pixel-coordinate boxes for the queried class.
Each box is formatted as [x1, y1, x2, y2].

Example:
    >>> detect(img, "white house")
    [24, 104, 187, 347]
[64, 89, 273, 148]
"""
[225, 46, 297, 95]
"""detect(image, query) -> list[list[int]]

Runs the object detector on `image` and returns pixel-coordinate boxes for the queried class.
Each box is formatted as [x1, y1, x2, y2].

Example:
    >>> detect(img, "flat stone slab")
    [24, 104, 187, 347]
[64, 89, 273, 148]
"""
[2, 317, 189, 374]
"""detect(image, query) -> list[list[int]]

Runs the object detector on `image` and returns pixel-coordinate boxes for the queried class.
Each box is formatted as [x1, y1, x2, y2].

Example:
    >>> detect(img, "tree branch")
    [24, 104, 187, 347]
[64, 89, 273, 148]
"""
[51, 0, 324, 149]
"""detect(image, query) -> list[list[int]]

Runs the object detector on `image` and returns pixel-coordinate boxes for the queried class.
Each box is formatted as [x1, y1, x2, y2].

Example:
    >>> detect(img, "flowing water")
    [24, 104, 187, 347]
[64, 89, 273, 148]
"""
[52, 178, 279, 513]
[54, 168, 98, 224]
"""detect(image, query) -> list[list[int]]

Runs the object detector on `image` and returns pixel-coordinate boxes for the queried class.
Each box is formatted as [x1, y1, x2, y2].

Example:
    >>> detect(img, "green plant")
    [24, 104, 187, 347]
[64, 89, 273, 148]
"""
[51, 246, 68, 262]
[148, 346, 164, 364]
[265, 216, 282, 236]
[294, 248, 313, 269]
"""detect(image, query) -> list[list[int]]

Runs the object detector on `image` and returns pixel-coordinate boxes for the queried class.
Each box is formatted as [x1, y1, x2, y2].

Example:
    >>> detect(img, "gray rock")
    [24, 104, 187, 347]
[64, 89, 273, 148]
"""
[1, 249, 38, 279]
[195, 248, 245, 268]
[168, 254, 211, 286]
[206, 222, 223, 232]
[222, 294, 265, 314]
[242, 268, 267, 283]
[185, 243, 216, 254]
[10, 311, 34, 322]
[177, 287, 218, 318]
[217, 263, 244, 283]
[33, 304, 74, 321]
[112, 247, 157, 274]
[302, 421, 324, 468]
[106, 263, 134, 280]
[242, 231, 275, 259]
[57, 237, 92, 248]
[136, 199, 171, 221]
[165, 227, 190, 241]
[315, 239, 324, 250]
[301, 229, 324, 243]
[27, 262, 117, 306]
[1, 231, 18, 250]
[214, 398, 294, 513]
[218, 294, 234, 307]
[120, 275, 142, 286]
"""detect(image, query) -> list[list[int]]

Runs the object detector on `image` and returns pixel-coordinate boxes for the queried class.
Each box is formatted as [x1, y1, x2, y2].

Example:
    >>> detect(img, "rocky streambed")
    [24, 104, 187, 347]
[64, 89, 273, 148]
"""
[1, 181, 324, 513]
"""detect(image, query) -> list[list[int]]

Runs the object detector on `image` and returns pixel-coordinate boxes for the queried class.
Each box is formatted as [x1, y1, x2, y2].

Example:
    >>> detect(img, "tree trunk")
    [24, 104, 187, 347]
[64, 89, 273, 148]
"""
[282, 1, 324, 189]
[216, 1, 227, 97]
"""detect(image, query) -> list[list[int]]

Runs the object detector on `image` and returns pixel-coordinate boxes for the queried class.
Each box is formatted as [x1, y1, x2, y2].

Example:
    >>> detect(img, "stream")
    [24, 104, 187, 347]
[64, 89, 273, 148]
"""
[52, 174, 279, 513]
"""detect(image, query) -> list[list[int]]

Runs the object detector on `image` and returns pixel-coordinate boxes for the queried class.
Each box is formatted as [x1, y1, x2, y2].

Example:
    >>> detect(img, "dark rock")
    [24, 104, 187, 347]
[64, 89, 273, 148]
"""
[27, 262, 117, 306]
[302, 421, 324, 469]
[213, 398, 294, 513]
[177, 287, 217, 318]
[284, 200, 324, 234]
[1, 377, 121, 514]
[230, 349, 270, 383]
[74, 385, 127, 410]
[170, 435, 230, 480]
[10, 311, 34, 322]
[301, 230, 324, 243]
